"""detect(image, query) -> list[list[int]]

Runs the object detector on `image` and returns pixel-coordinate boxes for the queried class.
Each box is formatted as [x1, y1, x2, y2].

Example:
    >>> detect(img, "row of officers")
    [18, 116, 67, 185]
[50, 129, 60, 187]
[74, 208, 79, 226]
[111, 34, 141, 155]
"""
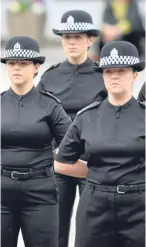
[1, 9, 145, 247]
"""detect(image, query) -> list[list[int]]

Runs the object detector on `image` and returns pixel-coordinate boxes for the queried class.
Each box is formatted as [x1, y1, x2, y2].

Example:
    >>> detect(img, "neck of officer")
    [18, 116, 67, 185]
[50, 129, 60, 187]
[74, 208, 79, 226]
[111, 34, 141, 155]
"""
[68, 53, 88, 65]
[108, 91, 133, 106]
[11, 81, 34, 96]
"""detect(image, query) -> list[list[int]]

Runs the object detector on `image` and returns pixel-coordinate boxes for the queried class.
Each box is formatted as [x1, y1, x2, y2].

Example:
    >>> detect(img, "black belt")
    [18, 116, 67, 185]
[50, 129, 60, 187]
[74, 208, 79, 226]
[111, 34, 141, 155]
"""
[1, 165, 53, 180]
[87, 182, 145, 194]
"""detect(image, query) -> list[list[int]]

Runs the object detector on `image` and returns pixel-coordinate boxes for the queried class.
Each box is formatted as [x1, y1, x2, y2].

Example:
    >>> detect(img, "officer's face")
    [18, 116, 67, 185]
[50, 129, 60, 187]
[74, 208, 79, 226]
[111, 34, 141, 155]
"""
[103, 67, 138, 95]
[6, 60, 40, 85]
[61, 33, 95, 60]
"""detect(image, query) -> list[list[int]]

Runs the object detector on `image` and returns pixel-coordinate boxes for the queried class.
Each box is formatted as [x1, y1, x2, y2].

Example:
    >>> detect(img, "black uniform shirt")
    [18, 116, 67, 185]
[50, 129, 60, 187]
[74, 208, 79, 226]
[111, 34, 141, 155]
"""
[138, 82, 145, 102]
[56, 97, 145, 185]
[1, 87, 71, 168]
[37, 58, 107, 120]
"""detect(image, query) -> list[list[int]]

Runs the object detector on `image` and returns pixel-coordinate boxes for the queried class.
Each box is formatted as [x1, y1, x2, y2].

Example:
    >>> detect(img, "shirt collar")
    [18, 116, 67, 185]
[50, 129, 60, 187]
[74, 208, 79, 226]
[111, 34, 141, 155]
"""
[64, 57, 92, 69]
[8, 86, 36, 100]
[106, 96, 135, 110]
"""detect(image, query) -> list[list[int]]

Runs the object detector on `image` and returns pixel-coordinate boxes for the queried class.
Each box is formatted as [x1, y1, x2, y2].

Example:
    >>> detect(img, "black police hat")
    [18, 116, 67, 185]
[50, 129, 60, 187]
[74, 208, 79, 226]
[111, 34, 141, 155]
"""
[52, 10, 100, 37]
[1, 36, 46, 64]
[94, 41, 145, 72]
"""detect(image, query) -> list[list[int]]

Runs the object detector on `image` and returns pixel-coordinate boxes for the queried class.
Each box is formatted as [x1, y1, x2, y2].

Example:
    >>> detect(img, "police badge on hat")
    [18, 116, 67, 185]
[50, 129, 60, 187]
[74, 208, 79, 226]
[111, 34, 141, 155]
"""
[110, 48, 118, 57]
[14, 42, 21, 51]
[67, 15, 74, 24]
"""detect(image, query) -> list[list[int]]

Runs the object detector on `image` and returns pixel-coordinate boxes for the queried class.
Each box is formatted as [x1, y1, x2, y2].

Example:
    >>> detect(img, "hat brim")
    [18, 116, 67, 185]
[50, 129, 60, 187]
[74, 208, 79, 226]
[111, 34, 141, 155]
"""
[1, 56, 46, 65]
[93, 61, 145, 73]
[52, 29, 100, 37]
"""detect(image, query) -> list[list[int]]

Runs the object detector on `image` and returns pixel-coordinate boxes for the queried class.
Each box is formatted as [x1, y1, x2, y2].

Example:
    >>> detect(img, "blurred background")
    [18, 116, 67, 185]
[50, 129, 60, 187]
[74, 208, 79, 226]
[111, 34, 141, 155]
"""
[1, 0, 145, 91]
[0, 0, 145, 246]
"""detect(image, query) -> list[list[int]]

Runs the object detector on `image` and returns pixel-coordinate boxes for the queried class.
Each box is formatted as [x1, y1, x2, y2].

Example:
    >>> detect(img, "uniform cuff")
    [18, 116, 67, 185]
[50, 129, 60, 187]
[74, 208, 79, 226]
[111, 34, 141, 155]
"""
[55, 154, 77, 164]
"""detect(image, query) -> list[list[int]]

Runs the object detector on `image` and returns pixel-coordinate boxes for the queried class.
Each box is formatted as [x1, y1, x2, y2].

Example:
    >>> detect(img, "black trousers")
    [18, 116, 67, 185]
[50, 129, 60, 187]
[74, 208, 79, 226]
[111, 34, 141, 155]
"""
[75, 182, 145, 247]
[1, 171, 59, 247]
[55, 173, 86, 247]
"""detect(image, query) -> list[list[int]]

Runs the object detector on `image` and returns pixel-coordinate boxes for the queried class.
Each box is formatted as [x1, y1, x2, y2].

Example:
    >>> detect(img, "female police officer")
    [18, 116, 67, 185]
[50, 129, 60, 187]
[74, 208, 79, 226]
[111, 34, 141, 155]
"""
[37, 9, 107, 247]
[1, 36, 71, 247]
[54, 41, 145, 247]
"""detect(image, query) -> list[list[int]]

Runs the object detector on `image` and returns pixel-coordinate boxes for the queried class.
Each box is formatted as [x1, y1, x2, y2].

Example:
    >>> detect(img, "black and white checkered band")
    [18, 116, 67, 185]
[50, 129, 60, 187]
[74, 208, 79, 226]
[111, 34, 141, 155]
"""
[4, 49, 40, 59]
[99, 56, 139, 67]
[59, 22, 96, 31]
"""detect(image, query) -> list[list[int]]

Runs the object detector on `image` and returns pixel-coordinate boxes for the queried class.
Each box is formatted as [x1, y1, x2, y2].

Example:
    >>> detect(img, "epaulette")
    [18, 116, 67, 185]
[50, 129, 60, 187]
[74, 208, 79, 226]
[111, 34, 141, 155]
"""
[1, 90, 6, 95]
[92, 61, 102, 73]
[94, 61, 100, 66]
[92, 61, 99, 69]
[40, 90, 61, 103]
[77, 101, 102, 116]
[43, 63, 61, 76]
[138, 101, 146, 108]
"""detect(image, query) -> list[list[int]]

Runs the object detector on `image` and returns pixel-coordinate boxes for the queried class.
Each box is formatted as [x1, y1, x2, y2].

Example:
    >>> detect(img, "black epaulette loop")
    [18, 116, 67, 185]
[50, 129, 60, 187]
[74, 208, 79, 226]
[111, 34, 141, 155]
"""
[41, 63, 61, 78]
[40, 90, 61, 103]
[77, 101, 102, 116]
[138, 101, 146, 108]
[1, 90, 6, 95]
[44, 63, 61, 74]
[49, 63, 61, 70]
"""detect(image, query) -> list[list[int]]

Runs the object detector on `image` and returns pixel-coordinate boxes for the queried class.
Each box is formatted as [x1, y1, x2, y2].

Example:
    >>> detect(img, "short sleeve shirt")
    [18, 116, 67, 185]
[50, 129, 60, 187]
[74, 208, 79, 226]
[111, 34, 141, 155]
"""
[56, 97, 145, 185]
[1, 87, 71, 168]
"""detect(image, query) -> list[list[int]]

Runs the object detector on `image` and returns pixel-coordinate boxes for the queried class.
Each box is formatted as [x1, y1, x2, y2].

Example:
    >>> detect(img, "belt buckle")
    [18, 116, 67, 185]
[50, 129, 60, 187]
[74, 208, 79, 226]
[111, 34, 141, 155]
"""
[11, 171, 27, 180]
[11, 171, 19, 180]
[117, 185, 126, 194]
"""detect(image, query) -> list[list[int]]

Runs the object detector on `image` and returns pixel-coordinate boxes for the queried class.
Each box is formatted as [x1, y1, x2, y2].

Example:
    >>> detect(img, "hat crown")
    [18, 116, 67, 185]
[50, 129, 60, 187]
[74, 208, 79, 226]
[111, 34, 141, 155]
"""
[1, 36, 46, 64]
[5, 36, 40, 53]
[61, 10, 93, 24]
[52, 9, 100, 37]
[98, 41, 141, 69]
[101, 41, 139, 58]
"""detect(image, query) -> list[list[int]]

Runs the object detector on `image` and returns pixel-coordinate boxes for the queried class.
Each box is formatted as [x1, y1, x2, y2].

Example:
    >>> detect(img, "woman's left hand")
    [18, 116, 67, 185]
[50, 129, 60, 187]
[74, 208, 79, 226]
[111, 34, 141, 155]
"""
[54, 160, 88, 178]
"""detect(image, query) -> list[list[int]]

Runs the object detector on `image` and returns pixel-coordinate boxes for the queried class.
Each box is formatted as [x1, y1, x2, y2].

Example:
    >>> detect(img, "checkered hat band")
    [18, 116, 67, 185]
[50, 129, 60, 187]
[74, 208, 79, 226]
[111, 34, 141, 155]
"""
[100, 56, 139, 67]
[59, 22, 96, 31]
[4, 49, 40, 59]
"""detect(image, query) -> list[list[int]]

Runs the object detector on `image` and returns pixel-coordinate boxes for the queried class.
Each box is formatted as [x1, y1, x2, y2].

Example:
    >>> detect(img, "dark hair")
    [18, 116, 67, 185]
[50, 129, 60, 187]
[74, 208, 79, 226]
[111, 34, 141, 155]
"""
[34, 72, 38, 78]
[32, 61, 40, 78]
[33, 60, 41, 65]
[87, 33, 96, 38]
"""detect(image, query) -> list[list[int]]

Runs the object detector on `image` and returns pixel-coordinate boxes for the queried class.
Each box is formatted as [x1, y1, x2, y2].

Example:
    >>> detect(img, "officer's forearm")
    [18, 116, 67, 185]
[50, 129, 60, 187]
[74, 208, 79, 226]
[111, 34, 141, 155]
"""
[54, 160, 88, 178]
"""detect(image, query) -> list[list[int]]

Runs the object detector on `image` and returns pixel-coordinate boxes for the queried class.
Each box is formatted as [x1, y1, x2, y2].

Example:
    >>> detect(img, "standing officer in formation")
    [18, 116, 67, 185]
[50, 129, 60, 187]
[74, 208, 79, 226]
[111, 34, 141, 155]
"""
[1, 36, 71, 247]
[54, 41, 145, 247]
[37, 10, 107, 247]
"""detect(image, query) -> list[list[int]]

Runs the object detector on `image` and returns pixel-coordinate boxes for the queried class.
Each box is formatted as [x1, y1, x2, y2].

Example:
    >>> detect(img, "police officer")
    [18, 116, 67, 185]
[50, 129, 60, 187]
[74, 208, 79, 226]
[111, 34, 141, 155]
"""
[138, 82, 145, 101]
[37, 10, 107, 247]
[1, 36, 71, 247]
[54, 41, 145, 247]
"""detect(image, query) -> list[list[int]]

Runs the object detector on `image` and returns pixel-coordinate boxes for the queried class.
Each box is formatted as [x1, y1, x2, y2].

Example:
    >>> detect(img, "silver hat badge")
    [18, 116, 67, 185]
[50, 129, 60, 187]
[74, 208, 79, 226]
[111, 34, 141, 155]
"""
[14, 42, 21, 51]
[110, 48, 118, 57]
[67, 15, 74, 24]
